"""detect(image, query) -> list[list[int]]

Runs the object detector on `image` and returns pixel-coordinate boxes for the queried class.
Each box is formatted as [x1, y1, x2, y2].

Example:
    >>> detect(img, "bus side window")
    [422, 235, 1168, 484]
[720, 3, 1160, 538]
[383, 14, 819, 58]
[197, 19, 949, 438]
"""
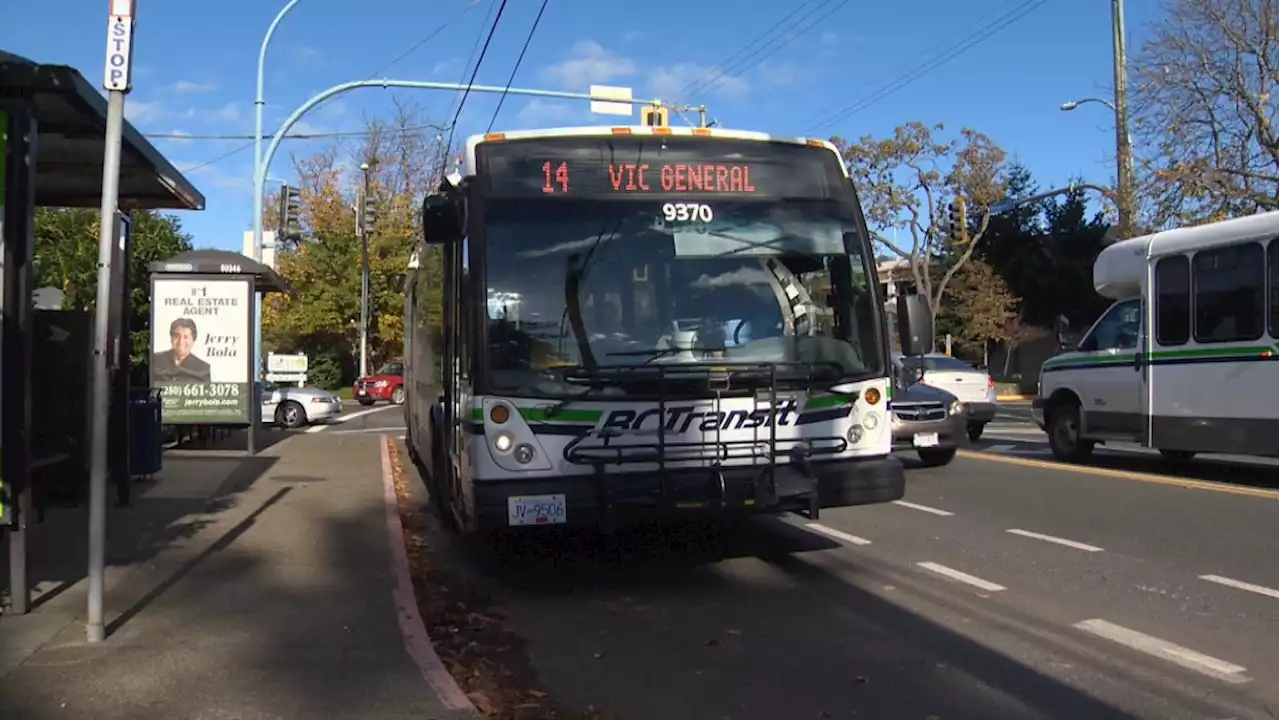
[1268, 240, 1277, 338]
[1154, 255, 1190, 346]
[1193, 242, 1265, 344]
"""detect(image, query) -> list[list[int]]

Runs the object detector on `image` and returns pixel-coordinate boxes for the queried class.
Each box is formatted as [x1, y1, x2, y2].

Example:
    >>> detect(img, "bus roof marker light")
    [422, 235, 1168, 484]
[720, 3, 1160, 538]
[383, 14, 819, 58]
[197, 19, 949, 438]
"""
[483, 133, 506, 142]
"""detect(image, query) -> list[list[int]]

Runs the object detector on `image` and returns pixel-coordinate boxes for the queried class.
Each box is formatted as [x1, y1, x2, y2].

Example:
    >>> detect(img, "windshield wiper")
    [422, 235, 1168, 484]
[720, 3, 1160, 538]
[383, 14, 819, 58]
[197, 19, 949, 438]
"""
[605, 347, 724, 364]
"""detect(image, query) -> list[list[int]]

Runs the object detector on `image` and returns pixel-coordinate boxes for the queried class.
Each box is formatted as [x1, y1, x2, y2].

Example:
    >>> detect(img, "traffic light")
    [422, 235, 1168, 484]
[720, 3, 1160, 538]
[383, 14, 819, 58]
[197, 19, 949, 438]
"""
[358, 191, 377, 236]
[280, 184, 303, 244]
[640, 105, 669, 127]
[946, 196, 968, 244]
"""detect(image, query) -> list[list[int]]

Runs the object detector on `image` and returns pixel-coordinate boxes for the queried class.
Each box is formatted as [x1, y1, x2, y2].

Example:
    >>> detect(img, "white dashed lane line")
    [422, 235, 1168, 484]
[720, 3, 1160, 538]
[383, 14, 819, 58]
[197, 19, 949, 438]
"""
[916, 562, 1007, 592]
[1073, 619, 1251, 684]
[1198, 574, 1280, 599]
[1006, 528, 1104, 552]
[804, 523, 872, 546]
[891, 500, 954, 516]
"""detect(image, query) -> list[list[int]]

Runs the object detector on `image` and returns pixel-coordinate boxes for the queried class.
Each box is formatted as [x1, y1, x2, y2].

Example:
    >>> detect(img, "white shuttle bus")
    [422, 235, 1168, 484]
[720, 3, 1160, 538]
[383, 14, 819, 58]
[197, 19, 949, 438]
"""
[402, 123, 936, 536]
[1033, 211, 1279, 463]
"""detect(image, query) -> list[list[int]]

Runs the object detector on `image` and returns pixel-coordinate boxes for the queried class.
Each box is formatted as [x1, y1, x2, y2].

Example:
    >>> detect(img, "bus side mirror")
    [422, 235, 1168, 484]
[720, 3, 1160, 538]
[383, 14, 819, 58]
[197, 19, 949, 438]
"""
[1054, 314, 1073, 350]
[422, 193, 463, 245]
[895, 294, 933, 357]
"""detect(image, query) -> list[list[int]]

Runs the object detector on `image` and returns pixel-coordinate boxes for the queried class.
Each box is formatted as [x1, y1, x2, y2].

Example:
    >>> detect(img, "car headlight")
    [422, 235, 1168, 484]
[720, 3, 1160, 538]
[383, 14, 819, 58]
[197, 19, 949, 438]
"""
[949, 400, 963, 416]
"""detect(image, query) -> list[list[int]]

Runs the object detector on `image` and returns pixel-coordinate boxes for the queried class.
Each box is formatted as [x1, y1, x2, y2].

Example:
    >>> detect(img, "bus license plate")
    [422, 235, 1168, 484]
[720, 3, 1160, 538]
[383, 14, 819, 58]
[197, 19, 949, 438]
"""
[913, 432, 939, 448]
[507, 494, 567, 526]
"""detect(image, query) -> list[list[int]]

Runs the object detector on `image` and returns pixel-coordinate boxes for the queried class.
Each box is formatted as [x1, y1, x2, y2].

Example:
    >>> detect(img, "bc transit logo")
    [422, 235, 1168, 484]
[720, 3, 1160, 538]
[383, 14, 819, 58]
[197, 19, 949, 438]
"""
[599, 399, 799, 434]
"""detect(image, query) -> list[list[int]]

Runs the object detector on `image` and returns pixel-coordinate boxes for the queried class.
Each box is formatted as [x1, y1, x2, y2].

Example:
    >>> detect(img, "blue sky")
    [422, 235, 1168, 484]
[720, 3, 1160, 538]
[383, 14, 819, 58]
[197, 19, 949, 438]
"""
[10, 0, 1162, 252]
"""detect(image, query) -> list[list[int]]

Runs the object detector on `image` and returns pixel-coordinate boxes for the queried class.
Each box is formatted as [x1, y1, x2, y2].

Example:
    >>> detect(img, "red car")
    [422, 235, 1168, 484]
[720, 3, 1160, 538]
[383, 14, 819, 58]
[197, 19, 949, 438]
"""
[353, 361, 405, 406]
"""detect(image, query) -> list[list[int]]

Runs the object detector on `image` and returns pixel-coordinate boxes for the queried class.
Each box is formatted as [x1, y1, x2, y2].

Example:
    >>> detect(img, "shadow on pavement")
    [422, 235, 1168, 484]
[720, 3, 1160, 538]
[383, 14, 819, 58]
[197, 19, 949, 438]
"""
[400, 458, 1252, 720]
[168, 424, 294, 453]
[0, 436, 465, 720]
[1, 455, 278, 614]
[1083, 451, 1278, 489]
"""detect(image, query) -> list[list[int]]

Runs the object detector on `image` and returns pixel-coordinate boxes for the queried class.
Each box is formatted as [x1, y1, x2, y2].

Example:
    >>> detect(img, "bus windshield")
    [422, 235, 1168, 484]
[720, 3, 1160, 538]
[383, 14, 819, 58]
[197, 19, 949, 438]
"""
[482, 198, 883, 398]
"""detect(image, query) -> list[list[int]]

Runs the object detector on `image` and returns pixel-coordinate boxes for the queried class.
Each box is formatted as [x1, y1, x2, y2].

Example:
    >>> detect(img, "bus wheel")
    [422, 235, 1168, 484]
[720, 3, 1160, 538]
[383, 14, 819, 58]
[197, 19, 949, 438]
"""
[1047, 401, 1094, 463]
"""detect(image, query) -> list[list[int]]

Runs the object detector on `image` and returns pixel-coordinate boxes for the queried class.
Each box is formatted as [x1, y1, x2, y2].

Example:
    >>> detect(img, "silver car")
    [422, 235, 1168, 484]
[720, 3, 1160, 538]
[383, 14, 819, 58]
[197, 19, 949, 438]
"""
[259, 380, 343, 429]
[895, 352, 998, 441]
[889, 356, 967, 467]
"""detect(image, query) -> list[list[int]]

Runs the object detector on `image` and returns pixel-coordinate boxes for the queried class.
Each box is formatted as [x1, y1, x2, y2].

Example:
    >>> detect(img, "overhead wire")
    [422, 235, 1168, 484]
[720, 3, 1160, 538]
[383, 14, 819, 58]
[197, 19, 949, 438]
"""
[441, 0, 510, 176]
[146, 123, 450, 141]
[184, 0, 482, 173]
[486, 0, 551, 133]
[691, 0, 851, 101]
[677, 0, 829, 100]
[804, 0, 1051, 134]
[435, 0, 502, 177]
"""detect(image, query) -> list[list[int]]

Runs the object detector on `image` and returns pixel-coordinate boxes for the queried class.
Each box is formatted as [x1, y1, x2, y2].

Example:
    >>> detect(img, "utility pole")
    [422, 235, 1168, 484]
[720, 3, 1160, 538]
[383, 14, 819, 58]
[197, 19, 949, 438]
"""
[1111, 0, 1135, 241]
[88, 0, 137, 644]
[356, 162, 374, 377]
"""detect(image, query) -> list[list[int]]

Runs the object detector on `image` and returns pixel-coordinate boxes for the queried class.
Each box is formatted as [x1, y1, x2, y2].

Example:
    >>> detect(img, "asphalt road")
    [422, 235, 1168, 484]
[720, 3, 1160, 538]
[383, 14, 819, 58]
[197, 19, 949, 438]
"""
[301, 400, 406, 435]
[412, 402, 1278, 720]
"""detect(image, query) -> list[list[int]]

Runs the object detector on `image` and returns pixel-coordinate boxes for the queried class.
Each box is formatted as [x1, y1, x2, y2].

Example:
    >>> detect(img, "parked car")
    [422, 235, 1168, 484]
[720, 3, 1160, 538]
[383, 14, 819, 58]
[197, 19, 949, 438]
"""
[353, 361, 405, 406]
[889, 356, 967, 467]
[897, 352, 998, 441]
[259, 380, 343, 429]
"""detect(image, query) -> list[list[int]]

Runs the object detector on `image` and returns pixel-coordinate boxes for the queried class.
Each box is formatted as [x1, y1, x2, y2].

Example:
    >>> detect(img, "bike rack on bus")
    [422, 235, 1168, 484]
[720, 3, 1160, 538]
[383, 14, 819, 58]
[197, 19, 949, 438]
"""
[560, 361, 850, 527]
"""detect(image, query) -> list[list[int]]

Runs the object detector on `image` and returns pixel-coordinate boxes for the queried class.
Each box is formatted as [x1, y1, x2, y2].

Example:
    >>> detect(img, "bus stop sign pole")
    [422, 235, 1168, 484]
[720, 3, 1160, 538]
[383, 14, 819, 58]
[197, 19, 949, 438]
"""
[87, 0, 137, 644]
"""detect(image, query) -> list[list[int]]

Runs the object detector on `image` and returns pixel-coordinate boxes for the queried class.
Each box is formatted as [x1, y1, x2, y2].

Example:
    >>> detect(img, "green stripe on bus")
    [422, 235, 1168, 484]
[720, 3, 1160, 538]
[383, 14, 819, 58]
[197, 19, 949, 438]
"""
[1043, 344, 1277, 370]
[803, 394, 854, 411]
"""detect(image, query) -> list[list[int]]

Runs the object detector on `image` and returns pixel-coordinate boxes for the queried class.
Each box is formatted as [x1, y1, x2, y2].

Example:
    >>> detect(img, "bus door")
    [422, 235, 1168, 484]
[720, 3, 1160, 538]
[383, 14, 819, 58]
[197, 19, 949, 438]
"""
[1076, 298, 1145, 438]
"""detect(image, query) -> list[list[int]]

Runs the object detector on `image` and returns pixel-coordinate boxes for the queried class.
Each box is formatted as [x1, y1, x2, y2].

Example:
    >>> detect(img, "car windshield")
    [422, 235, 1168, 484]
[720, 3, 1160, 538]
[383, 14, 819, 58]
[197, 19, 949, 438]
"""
[483, 198, 883, 398]
[375, 363, 403, 376]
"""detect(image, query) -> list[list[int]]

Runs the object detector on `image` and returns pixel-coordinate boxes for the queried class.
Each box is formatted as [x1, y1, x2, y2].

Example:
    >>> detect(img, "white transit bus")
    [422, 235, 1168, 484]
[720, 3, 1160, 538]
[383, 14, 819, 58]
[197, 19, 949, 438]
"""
[403, 124, 931, 536]
[1034, 210, 1279, 463]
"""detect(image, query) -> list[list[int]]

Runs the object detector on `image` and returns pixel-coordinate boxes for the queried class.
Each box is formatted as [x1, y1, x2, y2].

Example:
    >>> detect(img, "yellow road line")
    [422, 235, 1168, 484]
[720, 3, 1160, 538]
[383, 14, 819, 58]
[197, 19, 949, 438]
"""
[956, 449, 1279, 499]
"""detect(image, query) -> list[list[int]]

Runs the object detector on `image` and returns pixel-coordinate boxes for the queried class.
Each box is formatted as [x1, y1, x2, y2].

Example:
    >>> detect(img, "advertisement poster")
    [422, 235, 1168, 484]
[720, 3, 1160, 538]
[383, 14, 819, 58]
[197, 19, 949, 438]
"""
[150, 276, 252, 424]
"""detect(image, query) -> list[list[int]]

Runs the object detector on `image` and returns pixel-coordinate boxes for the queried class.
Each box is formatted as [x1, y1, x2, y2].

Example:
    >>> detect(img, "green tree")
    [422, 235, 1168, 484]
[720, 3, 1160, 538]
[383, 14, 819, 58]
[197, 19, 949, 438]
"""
[940, 258, 1018, 362]
[33, 207, 194, 381]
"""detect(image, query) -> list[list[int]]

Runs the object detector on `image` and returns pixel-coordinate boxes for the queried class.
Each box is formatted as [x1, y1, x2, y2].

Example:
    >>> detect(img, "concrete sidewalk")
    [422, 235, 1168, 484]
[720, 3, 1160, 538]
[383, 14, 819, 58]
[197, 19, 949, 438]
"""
[0, 432, 475, 720]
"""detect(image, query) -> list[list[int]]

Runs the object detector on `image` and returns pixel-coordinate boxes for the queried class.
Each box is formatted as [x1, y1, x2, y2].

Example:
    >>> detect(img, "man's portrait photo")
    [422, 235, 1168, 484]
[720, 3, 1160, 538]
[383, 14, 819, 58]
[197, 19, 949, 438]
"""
[151, 317, 212, 383]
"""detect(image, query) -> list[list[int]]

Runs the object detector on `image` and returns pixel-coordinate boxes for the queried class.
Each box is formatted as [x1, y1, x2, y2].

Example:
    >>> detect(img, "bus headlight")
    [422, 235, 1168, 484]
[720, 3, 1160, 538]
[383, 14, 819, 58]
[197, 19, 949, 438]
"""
[846, 425, 864, 445]
[513, 444, 536, 464]
[493, 431, 515, 453]
[862, 412, 880, 430]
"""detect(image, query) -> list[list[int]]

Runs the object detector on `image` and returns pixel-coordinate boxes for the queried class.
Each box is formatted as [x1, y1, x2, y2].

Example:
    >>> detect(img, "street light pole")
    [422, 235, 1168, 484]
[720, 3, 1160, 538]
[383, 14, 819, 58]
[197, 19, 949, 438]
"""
[250, 0, 302, 455]
[1061, 93, 1136, 239]
[1110, 0, 1136, 241]
[357, 162, 371, 378]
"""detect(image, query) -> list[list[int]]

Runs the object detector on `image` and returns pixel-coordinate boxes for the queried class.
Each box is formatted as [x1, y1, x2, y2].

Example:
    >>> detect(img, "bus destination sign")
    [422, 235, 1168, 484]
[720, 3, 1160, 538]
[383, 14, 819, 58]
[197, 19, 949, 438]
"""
[480, 136, 845, 200]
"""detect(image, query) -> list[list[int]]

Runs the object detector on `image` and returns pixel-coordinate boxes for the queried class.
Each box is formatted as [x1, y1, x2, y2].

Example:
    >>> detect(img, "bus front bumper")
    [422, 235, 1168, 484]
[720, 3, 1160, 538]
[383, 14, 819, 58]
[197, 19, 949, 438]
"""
[471, 455, 905, 531]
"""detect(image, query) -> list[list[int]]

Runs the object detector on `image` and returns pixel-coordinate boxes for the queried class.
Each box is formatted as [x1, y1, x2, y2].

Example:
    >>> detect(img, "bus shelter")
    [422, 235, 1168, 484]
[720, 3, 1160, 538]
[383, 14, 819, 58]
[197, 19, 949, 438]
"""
[1, 50, 205, 614]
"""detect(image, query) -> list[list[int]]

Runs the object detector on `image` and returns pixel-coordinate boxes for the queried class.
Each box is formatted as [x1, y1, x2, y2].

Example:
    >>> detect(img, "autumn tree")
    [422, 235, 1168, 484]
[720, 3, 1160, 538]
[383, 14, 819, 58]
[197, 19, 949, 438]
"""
[834, 121, 1009, 320]
[1131, 0, 1279, 226]
[262, 99, 454, 387]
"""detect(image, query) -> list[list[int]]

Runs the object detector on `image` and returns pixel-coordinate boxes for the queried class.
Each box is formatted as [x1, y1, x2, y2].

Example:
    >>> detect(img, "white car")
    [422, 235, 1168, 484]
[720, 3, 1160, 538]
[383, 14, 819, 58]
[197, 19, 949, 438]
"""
[894, 353, 997, 440]
[258, 380, 343, 429]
